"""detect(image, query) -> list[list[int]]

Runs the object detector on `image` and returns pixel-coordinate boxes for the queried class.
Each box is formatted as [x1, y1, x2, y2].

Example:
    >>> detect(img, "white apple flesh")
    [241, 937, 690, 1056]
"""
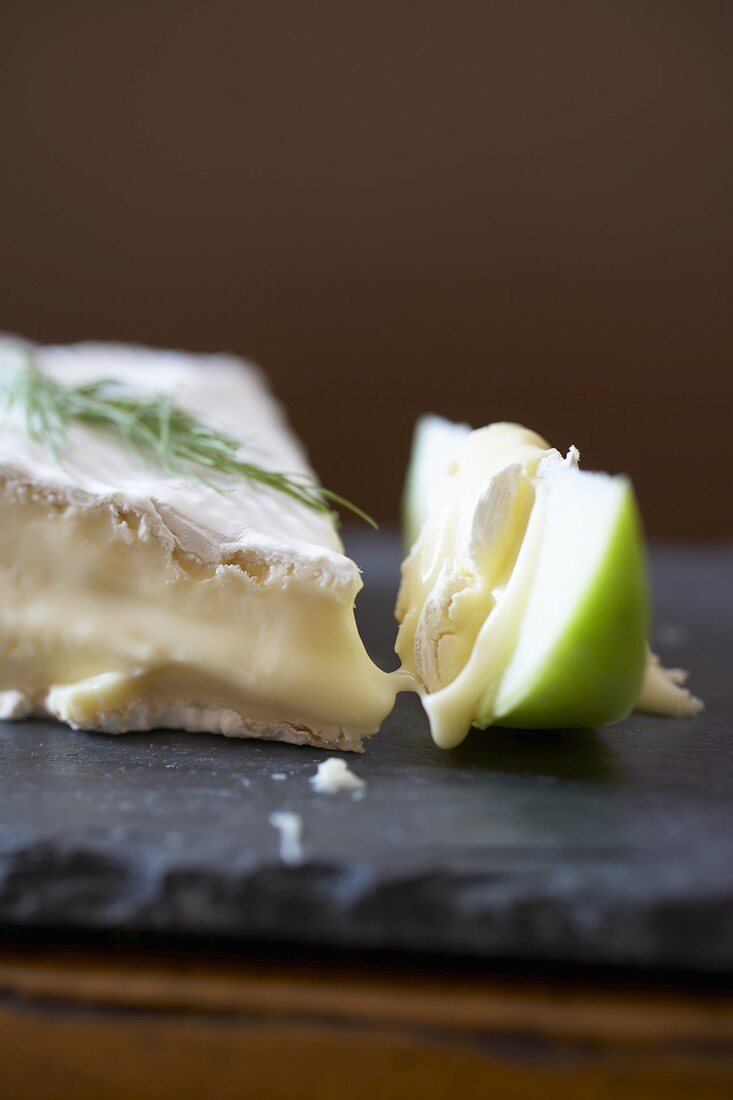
[402, 414, 471, 544]
[402, 414, 471, 550]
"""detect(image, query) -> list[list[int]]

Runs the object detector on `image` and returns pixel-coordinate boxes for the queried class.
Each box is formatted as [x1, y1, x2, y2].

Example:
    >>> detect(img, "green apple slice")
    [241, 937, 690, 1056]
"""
[400, 414, 702, 731]
[411, 457, 648, 747]
[489, 463, 648, 728]
[397, 424, 653, 747]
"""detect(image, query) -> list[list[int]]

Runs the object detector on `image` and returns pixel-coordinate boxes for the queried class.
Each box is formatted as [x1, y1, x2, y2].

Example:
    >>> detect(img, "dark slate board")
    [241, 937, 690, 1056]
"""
[0, 534, 731, 972]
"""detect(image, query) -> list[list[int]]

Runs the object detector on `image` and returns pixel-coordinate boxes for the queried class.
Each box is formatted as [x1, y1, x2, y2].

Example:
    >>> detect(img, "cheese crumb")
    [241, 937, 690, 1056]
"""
[269, 812, 304, 865]
[310, 757, 366, 794]
[0, 690, 34, 720]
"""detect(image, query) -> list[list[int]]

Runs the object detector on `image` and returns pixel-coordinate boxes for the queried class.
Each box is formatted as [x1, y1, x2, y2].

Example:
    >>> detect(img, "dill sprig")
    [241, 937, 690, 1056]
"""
[0, 349, 376, 528]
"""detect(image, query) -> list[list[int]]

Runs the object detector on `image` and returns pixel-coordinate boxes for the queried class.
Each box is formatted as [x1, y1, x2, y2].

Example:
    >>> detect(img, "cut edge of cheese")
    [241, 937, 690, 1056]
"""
[0, 340, 398, 751]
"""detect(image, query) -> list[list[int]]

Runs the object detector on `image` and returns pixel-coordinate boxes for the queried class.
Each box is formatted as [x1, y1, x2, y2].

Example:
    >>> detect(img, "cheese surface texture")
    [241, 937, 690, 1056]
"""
[0, 341, 396, 750]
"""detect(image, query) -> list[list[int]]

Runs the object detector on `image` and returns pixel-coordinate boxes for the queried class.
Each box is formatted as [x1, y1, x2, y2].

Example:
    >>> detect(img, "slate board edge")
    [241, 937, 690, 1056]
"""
[2, 838, 732, 973]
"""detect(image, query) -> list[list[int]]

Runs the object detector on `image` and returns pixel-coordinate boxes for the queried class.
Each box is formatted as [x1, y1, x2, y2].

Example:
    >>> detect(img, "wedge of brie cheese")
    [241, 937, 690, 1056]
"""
[0, 341, 397, 750]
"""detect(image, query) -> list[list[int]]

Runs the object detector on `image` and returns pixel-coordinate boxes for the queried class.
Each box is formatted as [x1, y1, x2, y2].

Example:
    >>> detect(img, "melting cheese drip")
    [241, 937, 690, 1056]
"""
[396, 424, 564, 745]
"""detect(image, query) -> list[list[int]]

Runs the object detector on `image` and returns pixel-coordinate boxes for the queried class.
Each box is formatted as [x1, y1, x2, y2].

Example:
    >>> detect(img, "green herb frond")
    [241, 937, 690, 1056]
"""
[0, 349, 376, 528]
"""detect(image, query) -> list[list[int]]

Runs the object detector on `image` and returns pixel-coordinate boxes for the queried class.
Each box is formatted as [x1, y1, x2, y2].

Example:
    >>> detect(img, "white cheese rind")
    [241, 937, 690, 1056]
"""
[0, 339, 350, 571]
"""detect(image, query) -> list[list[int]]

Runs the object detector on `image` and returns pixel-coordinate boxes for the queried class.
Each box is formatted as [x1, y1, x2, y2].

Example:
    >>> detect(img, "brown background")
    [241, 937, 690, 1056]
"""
[0, 1, 731, 535]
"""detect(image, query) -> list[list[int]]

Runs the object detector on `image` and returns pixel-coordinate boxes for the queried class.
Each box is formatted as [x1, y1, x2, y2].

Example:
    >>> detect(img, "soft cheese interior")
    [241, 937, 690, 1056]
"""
[0, 342, 397, 750]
